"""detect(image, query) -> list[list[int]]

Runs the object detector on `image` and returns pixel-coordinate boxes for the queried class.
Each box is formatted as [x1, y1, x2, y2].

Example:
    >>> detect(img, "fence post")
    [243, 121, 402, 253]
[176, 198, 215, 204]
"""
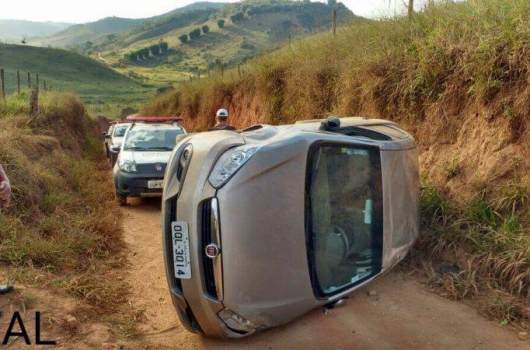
[36, 73, 39, 88]
[17, 71, 20, 94]
[27, 72, 31, 89]
[0, 69, 5, 100]
[30, 84, 39, 116]
[332, 9, 337, 37]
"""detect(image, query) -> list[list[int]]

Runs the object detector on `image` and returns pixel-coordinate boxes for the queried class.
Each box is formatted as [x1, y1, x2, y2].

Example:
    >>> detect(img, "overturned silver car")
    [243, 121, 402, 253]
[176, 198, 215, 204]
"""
[161, 117, 419, 338]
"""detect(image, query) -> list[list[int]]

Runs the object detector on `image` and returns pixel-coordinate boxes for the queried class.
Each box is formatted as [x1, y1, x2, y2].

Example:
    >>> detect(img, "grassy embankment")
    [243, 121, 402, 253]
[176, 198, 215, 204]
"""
[0, 92, 139, 336]
[144, 0, 529, 327]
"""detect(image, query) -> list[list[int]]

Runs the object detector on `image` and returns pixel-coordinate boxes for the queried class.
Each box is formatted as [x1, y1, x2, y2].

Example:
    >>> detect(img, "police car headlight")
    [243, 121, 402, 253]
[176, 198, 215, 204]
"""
[208, 145, 260, 188]
[119, 160, 137, 173]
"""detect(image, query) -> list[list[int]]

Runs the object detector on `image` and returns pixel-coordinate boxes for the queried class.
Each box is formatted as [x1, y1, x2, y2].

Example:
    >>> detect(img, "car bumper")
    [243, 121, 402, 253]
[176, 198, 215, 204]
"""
[114, 170, 164, 197]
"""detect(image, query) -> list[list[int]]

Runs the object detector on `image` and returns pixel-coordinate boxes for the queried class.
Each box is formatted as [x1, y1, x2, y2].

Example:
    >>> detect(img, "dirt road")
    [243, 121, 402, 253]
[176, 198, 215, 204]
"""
[118, 198, 525, 350]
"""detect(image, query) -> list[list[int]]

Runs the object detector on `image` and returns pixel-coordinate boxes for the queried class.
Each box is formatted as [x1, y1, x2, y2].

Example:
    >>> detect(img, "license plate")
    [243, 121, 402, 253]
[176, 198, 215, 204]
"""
[171, 222, 191, 279]
[148, 180, 164, 189]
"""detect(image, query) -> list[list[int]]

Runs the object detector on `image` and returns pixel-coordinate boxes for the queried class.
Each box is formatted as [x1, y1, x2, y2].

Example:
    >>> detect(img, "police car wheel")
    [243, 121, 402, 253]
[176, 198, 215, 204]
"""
[116, 194, 127, 206]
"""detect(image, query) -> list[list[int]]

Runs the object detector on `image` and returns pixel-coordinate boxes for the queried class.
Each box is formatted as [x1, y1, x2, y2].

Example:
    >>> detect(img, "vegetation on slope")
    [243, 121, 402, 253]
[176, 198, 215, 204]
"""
[144, 0, 529, 327]
[91, 0, 355, 76]
[0, 92, 139, 336]
[0, 92, 121, 303]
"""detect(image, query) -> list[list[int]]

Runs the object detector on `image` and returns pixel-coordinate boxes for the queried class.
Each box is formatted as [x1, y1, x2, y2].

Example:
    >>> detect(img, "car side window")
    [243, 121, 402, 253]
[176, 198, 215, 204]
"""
[308, 144, 383, 297]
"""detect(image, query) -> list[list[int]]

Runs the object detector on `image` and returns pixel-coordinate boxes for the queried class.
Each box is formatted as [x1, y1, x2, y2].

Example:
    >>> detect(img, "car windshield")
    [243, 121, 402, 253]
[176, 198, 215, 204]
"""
[123, 127, 183, 151]
[307, 144, 383, 296]
[113, 126, 129, 137]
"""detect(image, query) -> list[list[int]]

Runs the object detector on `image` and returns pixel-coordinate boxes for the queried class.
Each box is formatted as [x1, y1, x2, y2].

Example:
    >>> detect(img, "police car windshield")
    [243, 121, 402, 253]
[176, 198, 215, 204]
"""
[123, 127, 183, 151]
[113, 126, 128, 137]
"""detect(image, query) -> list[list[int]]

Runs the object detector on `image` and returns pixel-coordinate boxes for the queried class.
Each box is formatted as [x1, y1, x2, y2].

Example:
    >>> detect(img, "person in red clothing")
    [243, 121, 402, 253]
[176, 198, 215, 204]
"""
[0, 164, 12, 209]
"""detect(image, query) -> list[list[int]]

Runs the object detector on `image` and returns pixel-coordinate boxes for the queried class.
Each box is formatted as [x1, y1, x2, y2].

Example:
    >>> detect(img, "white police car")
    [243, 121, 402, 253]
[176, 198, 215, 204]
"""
[113, 117, 185, 205]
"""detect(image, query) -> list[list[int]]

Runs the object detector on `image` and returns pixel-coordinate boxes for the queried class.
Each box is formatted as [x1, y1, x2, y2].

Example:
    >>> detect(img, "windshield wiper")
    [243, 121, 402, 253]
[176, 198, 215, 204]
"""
[149, 147, 174, 151]
[124, 146, 149, 151]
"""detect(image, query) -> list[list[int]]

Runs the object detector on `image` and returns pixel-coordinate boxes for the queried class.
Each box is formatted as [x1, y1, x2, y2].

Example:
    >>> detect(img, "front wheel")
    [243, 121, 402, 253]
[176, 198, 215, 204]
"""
[116, 194, 127, 206]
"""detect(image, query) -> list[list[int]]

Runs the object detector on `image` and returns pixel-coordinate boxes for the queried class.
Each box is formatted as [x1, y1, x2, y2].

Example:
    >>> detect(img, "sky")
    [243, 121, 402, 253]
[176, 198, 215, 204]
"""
[0, 0, 425, 23]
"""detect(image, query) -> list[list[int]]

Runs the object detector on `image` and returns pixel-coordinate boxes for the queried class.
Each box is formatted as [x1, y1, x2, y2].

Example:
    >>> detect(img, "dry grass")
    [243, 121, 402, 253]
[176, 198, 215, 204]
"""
[0, 92, 133, 332]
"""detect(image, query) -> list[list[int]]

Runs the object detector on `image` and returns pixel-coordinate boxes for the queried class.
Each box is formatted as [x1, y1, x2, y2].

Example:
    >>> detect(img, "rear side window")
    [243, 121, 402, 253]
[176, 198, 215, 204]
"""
[114, 126, 128, 137]
[306, 143, 383, 297]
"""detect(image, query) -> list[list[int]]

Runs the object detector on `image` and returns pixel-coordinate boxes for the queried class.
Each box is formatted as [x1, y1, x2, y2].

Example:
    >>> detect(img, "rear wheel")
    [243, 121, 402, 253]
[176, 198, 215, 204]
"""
[116, 194, 127, 206]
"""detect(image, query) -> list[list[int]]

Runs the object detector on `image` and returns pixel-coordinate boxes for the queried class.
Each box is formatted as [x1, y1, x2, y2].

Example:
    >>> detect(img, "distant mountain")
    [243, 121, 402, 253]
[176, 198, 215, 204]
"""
[0, 20, 72, 42]
[93, 0, 356, 71]
[32, 17, 146, 47]
[34, 2, 228, 48]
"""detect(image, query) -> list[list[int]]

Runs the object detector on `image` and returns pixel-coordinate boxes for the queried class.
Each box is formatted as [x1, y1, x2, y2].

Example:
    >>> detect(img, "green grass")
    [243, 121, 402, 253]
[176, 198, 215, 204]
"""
[0, 44, 155, 117]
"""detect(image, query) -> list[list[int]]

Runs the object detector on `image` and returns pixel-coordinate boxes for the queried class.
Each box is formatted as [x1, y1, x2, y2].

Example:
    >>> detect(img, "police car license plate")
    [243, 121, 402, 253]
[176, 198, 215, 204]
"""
[148, 180, 164, 189]
[171, 222, 191, 279]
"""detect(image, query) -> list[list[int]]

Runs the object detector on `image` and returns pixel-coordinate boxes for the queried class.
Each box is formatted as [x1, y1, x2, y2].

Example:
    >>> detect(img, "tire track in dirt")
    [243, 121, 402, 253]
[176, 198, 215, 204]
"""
[118, 198, 526, 350]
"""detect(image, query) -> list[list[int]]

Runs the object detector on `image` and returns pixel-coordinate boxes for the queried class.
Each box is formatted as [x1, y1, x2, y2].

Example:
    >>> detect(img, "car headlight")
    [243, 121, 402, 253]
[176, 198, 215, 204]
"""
[119, 159, 137, 173]
[208, 145, 260, 188]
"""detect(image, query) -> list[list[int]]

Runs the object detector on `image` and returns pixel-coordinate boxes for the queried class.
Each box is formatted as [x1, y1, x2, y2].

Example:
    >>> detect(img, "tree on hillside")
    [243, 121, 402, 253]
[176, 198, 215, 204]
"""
[202, 25, 210, 34]
[159, 41, 169, 53]
[179, 34, 189, 44]
[139, 48, 150, 59]
[217, 19, 225, 28]
[126, 52, 138, 62]
[150, 44, 161, 56]
[189, 28, 201, 40]
[230, 12, 245, 23]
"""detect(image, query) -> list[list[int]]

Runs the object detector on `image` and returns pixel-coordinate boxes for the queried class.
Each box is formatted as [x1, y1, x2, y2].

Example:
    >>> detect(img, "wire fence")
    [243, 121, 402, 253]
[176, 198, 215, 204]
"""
[0, 68, 50, 101]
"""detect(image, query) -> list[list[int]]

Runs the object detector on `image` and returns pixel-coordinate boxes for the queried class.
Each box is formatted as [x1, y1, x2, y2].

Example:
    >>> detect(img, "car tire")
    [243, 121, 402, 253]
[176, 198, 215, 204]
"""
[116, 194, 127, 206]
[110, 153, 118, 168]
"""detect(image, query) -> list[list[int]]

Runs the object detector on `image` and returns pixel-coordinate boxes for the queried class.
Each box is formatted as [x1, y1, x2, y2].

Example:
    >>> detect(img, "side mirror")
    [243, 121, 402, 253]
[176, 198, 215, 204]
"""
[320, 117, 341, 132]
[111, 145, 121, 153]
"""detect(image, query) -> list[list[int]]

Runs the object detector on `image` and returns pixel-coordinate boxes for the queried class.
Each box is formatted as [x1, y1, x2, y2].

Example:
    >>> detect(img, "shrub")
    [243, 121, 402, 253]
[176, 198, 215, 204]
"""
[125, 52, 138, 61]
[150, 44, 161, 56]
[159, 41, 169, 53]
[230, 12, 245, 23]
[217, 19, 225, 28]
[202, 25, 210, 34]
[179, 34, 189, 44]
[189, 28, 201, 40]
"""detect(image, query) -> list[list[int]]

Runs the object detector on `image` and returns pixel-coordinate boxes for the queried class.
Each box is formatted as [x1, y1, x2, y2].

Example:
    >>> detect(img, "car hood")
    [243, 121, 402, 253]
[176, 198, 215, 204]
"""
[120, 150, 172, 164]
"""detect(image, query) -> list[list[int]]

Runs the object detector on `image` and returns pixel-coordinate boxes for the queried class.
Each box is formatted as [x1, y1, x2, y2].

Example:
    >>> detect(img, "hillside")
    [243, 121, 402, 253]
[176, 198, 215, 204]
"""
[143, 0, 529, 327]
[0, 44, 149, 107]
[103, 0, 354, 71]
[31, 17, 147, 48]
[0, 19, 72, 42]
[33, 2, 227, 48]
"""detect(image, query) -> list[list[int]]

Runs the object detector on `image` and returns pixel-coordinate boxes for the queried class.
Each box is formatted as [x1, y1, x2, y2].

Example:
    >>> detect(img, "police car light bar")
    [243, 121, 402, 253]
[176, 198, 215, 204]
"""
[126, 116, 184, 123]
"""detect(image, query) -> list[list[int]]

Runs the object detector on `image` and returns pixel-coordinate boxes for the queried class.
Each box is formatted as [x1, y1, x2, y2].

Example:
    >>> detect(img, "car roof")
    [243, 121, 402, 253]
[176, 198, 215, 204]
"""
[128, 123, 184, 131]
[114, 123, 131, 128]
